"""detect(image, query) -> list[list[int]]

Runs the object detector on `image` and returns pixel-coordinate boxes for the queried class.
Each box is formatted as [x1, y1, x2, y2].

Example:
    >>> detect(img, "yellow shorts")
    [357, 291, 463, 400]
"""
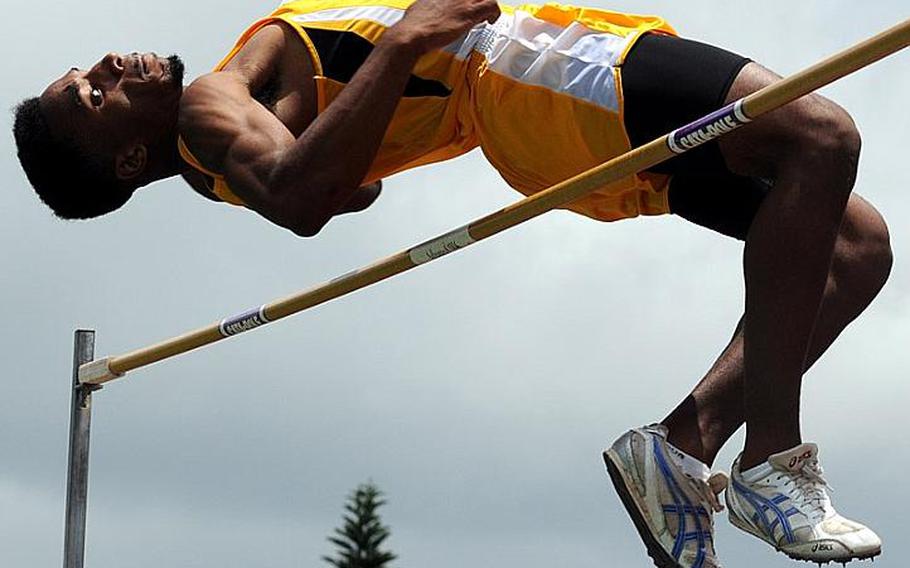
[469, 4, 676, 222]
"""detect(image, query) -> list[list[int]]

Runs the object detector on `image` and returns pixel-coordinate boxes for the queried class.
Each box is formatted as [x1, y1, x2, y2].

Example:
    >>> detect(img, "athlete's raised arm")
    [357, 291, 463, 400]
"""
[179, 0, 500, 237]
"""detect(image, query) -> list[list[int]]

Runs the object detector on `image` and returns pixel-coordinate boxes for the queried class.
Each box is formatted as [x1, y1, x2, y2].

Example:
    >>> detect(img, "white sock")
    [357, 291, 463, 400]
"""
[665, 441, 711, 482]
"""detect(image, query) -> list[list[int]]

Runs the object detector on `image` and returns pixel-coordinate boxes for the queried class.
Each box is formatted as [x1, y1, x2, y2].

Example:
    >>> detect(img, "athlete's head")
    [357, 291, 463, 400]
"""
[13, 52, 186, 219]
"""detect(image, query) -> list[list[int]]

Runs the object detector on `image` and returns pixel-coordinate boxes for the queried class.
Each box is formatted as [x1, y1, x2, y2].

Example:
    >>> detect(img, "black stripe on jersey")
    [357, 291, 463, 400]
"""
[305, 27, 452, 98]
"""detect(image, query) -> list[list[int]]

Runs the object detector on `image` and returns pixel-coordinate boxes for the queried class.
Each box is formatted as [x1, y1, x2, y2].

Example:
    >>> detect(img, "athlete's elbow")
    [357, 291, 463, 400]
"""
[274, 205, 329, 237]
[260, 196, 329, 237]
[267, 175, 349, 237]
[263, 189, 329, 238]
[290, 218, 326, 238]
[294, 203, 337, 237]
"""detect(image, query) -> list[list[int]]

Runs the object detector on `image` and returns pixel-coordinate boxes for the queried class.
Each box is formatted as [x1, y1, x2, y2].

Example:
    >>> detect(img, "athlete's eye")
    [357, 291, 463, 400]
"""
[90, 87, 103, 107]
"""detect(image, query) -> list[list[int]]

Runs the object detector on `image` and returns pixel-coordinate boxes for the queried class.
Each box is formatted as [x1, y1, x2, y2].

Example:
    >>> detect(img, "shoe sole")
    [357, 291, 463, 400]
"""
[727, 500, 882, 565]
[783, 550, 881, 566]
[603, 448, 684, 568]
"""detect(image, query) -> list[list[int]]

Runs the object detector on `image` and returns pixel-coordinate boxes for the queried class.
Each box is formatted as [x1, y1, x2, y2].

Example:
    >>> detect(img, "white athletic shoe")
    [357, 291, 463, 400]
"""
[604, 425, 729, 568]
[725, 443, 882, 564]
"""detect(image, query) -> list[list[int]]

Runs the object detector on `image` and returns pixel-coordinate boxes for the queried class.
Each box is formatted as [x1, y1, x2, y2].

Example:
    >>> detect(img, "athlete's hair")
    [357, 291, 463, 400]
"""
[13, 97, 132, 220]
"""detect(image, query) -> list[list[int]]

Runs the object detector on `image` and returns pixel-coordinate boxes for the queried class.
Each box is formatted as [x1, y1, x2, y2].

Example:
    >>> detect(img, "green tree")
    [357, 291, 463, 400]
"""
[323, 482, 397, 568]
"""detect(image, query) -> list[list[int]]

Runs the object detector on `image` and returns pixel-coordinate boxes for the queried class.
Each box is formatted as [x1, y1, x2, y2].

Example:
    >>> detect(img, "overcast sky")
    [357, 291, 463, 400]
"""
[1, 2, 908, 567]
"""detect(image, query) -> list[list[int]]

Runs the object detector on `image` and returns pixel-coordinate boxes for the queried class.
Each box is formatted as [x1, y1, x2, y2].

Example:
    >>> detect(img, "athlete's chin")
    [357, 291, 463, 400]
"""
[163, 54, 186, 87]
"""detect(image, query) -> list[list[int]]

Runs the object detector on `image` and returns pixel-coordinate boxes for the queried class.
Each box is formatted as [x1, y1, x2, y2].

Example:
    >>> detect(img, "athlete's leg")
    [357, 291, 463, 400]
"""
[624, 36, 893, 466]
[606, 36, 764, 568]
[613, 32, 889, 566]
[716, 101, 888, 560]
[662, 193, 893, 466]
[712, 63, 867, 468]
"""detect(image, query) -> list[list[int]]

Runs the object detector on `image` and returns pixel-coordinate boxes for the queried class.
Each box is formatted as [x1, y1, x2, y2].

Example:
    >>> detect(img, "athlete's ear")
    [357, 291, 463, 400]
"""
[115, 144, 148, 181]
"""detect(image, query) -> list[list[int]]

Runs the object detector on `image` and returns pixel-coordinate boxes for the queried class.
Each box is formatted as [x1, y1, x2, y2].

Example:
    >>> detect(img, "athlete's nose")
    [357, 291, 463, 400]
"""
[101, 52, 125, 77]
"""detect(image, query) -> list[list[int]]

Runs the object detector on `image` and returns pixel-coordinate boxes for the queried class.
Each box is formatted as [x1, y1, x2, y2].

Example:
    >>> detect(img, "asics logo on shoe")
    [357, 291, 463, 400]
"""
[787, 450, 814, 469]
[727, 448, 882, 564]
[604, 426, 725, 568]
[652, 438, 714, 565]
[729, 478, 801, 544]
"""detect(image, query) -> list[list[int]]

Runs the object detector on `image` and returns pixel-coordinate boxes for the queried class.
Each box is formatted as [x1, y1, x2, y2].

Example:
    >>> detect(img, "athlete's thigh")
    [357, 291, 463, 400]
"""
[622, 33, 769, 239]
[667, 172, 770, 241]
[716, 63, 856, 179]
[622, 32, 751, 177]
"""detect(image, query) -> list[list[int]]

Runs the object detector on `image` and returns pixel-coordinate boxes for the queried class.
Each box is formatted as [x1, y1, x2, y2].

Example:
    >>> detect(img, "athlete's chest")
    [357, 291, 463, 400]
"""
[229, 22, 319, 136]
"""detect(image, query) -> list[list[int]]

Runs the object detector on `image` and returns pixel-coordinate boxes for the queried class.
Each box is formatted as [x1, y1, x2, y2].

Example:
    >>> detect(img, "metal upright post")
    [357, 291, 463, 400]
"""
[64, 330, 97, 568]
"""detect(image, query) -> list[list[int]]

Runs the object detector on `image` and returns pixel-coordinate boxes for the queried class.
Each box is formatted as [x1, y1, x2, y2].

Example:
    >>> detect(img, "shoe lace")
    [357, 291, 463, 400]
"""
[779, 459, 833, 521]
[695, 472, 728, 514]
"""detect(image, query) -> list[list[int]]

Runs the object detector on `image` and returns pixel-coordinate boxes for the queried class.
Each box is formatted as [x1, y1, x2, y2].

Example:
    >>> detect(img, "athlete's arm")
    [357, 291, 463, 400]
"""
[337, 181, 382, 215]
[180, 0, 499, 237]
[181, 162, 379, 213]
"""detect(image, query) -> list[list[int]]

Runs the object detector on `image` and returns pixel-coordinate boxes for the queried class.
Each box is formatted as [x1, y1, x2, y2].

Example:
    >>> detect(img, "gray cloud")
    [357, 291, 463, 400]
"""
[2, 1, 907, 567]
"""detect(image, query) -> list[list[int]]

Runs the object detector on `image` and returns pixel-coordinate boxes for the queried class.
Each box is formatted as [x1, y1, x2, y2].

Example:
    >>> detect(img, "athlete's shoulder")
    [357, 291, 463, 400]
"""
[178, 72, 250, 172]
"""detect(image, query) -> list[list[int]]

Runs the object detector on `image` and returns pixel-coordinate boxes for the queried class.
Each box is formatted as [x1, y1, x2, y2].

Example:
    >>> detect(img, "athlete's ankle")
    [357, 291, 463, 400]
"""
[661, 422, 715, 467]
[740, 438, 802, 471]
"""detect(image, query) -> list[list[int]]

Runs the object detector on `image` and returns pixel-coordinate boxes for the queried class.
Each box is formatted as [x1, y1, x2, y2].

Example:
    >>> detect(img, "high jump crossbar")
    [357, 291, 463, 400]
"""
[79, 18, 910, 386]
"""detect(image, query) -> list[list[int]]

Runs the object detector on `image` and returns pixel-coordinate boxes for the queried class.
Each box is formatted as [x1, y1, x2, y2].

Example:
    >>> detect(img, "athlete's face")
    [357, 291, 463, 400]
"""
[39, 53, 185, 179]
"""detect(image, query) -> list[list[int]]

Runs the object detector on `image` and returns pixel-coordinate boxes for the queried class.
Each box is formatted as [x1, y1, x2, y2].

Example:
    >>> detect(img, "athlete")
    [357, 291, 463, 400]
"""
[13, 1, 892, 566]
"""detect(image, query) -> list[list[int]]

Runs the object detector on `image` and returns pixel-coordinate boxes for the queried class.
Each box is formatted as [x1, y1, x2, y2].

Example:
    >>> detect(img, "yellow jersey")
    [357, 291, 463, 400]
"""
[179, 0, 677, 222]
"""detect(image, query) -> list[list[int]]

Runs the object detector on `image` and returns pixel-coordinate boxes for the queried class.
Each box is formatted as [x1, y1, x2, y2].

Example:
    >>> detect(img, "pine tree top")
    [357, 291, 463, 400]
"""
[323, 482, 397, 568]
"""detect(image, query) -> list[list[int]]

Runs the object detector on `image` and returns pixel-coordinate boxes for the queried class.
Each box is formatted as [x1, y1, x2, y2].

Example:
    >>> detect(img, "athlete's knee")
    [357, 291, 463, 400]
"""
[723, 63, 860, 187]
[788, 96, 862, 182]
[832, 196, 893, 294]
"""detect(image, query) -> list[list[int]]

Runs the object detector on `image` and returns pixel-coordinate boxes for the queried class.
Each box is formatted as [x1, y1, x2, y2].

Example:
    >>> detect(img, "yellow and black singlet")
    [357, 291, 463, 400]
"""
[178, 0, 678, 222]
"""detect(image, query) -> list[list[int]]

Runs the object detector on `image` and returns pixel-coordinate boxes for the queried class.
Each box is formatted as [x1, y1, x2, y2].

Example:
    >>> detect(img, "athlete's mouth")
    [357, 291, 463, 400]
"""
[140, 54, 150, 78]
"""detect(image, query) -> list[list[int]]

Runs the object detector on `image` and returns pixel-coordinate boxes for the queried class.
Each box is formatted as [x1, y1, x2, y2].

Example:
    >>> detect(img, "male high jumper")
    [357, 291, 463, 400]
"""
[13, 1, 891, 566]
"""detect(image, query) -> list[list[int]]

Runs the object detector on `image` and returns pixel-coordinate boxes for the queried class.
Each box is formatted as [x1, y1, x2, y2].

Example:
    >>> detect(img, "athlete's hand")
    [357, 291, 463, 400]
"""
[388, 0, 501, 54]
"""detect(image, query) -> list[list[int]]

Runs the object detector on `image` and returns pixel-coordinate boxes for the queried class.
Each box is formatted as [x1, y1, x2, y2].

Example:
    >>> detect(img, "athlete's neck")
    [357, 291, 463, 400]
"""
[139, 122, 193, 188]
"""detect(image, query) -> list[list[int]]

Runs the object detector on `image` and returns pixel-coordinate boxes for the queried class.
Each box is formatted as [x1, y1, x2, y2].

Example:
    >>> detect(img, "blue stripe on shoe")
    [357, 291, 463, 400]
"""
[651, 437, 710, 568]
[662, 504, 711, 518]
[731, 477, 796, 544]
[769, 508, 800, 534]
